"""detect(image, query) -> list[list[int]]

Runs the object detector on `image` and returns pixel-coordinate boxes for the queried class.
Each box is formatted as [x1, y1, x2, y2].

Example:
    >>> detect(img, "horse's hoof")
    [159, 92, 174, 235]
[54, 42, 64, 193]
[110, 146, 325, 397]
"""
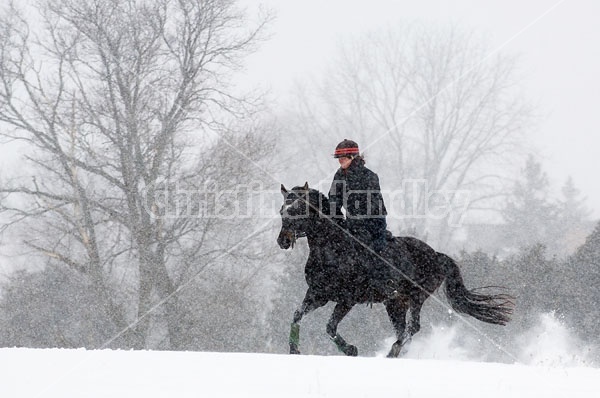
[386, 342, 402, 358]
[387, 336, 411, 358]
[332, 334, 358, 356]
[290, 344, 301, 355]
[344, 345, 358, 357]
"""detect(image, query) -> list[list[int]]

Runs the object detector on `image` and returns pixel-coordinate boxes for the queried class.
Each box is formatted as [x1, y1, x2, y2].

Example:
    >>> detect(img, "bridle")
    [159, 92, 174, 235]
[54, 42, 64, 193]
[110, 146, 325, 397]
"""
[281, 229, 307, 249]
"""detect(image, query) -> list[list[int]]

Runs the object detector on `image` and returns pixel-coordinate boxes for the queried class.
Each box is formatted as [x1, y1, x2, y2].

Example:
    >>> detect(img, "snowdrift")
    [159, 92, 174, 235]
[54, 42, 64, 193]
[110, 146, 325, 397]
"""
[1, 348, 598, 397]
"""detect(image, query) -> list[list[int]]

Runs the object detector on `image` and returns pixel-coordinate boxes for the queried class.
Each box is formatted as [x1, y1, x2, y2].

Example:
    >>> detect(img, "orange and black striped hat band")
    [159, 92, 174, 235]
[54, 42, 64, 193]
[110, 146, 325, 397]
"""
[333, 147, 360, 157]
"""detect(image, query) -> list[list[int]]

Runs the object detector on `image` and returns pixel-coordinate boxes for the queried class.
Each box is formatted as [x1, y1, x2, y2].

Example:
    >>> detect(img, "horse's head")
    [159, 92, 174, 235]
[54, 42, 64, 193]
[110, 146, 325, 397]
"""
[277, 182, 328, 249]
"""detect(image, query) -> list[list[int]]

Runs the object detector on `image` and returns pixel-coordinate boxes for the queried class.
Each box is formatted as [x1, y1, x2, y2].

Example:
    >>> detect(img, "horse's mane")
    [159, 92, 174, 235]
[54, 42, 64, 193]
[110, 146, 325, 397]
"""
[290, 186, 331, 217]
[311, 189, 332, 216]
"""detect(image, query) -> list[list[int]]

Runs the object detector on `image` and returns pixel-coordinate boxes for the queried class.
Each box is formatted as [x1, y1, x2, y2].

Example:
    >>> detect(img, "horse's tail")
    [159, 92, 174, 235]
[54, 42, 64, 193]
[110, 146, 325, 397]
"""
[438, 253, 514, 325]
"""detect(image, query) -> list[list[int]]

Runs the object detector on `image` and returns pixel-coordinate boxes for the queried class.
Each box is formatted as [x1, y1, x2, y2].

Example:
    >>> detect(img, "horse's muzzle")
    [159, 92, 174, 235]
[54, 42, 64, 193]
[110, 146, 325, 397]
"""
[277, 230, 295, 249]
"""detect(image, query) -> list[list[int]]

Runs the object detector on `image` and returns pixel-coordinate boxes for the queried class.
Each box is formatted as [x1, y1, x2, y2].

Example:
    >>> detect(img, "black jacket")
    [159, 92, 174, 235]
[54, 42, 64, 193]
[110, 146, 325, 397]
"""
[328, 158, 387, 244]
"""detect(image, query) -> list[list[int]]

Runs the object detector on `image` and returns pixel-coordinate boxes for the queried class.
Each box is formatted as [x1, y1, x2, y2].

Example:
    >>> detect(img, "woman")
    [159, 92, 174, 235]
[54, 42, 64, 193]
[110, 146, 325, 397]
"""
[329, 139, 388, 252]
[328, 139, 395, 298]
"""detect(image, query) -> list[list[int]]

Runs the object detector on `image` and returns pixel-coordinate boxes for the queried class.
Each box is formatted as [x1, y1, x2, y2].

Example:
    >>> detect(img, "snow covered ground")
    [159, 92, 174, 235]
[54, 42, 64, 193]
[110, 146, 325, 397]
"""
[1, 347, 598, 397]
[2, 315, 599, 398]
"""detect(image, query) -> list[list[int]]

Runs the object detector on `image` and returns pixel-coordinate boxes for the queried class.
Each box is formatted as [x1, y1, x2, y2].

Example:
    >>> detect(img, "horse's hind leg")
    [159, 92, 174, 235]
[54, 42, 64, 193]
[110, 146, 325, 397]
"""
[385, 297, 410, 358]
[289, 290, 327, 354]
[406, 291, 428, 338]
[326, 302, 357, 356]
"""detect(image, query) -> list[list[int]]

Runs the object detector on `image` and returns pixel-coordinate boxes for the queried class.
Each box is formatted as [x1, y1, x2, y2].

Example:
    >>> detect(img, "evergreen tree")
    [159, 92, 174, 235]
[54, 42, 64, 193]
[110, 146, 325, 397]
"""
[559, 177, 591, 224]
[574, 221, 600, 265]
[560, 222, 600, 346]
[501, 244, 560, 328]
[554, 177, 593, 254]
[502, 155, 559, 251]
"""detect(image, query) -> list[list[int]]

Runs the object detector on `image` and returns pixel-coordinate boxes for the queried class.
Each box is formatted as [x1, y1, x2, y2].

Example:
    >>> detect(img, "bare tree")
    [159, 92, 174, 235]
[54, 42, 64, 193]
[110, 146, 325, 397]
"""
[278, 24, 531, 249]
[0, 0, 271, 349]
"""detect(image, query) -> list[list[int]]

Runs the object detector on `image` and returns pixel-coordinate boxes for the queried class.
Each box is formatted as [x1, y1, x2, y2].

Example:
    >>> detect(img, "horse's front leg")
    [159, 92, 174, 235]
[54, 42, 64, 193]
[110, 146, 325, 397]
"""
[289, 289, 328, 354]
[326, 302, 357, 356]
[385, 296, 410, 358]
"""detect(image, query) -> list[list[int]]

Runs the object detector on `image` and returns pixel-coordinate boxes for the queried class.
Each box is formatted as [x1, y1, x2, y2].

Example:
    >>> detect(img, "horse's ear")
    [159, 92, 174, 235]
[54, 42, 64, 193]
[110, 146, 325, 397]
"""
[302, 182, 309, 191]
[281, 184, 288, 197]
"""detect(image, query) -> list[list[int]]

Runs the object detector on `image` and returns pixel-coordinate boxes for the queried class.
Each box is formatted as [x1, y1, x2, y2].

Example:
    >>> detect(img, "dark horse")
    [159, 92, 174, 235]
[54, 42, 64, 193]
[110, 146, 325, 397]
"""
[277, 183, 514, 358]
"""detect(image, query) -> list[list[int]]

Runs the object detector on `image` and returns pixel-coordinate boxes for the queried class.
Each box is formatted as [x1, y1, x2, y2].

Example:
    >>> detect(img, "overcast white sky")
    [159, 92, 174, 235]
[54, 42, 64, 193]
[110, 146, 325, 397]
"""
[240, 0, 600, 216]
[4, 0, 599, 217]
